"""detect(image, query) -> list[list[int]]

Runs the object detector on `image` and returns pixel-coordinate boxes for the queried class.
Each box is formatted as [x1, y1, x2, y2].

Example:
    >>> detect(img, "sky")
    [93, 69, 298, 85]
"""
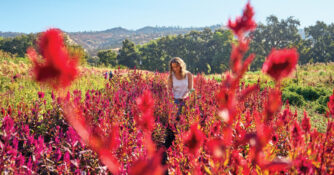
[1, 0, 333, 33]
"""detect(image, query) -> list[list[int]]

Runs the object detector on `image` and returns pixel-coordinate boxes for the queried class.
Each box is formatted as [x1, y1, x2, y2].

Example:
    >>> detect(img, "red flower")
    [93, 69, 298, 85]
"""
[38, 91, 45, 99]
[62, 100, 120, 174]
[262, 48, 299, 82]
[216, 87, 236, 125]
[327, 89, 334, 117]
[290, 121, 304, 147]
[264, 89, 282, 122]
[228, 2, 256, 36]
[293, 155, 315, 175]
[184, 123, 205, 155]
[207, 138, 225, 158]
[27, 28, 78, 89]
[128, 151, 165, 175]
[271, 132, 278, 145]
[136, 90, 154, 114]
[262, 158, 291, 172]
[301, 111, 311, 133]
[136, 90, 155, 131]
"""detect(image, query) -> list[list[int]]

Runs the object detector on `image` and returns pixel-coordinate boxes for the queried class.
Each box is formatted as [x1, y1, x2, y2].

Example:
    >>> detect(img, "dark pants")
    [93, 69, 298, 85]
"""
[161, 99, 185, 175]
[161, 126, 175, 175]
[174, 98, 185, 120]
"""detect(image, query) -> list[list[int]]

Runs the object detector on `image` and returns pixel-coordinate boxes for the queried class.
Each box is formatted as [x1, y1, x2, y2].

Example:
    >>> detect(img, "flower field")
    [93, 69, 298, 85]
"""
[1, 2, 333, 175]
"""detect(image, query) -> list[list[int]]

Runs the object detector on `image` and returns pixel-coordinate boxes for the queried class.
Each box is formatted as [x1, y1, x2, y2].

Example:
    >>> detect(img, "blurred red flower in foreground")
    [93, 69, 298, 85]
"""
[62, 101, 120, 174]
[228, 2, 256, 36]
[184, 123, 205, 155]
[136, 90, 154, 114]
[27, 28, 78, 89]
[129, 151, 165, 175]
[262, 48, 299, 82]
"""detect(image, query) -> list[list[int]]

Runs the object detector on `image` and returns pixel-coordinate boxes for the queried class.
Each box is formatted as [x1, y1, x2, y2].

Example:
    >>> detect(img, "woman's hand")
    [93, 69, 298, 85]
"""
[181, 88, 194, 99]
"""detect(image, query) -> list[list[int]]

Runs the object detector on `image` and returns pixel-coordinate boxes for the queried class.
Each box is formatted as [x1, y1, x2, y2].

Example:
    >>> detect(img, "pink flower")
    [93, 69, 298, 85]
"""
[38, 91, 45, 98]
[27, 28, 78, 89]
[262, 48, 299, 82]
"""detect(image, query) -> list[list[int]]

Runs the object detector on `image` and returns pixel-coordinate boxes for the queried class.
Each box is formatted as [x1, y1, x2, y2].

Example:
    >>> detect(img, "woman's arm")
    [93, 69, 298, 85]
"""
[181, 72, 194, 99]
[188, 72, 193, 90]
[167, 74, 173, 90]
[167, 74, 173, 97]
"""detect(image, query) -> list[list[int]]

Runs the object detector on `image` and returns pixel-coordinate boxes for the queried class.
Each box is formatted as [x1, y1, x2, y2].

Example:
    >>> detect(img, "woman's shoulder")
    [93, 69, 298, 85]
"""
[186, 71, 193, 77]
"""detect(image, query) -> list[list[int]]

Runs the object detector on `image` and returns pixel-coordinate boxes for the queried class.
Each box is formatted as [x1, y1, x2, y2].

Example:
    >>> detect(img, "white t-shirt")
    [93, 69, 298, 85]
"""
[172, 72, 188, 99]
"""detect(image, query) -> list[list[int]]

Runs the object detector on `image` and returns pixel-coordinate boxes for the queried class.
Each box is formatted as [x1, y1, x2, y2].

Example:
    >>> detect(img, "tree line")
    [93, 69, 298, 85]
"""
[0, 33, 88, 64]
[97, 15, 334, 73]
[1, 15, 334, 74]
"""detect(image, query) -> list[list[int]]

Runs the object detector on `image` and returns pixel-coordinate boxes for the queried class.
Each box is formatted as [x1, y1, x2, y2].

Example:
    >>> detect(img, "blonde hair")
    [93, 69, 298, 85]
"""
[169, 57, 187, 78]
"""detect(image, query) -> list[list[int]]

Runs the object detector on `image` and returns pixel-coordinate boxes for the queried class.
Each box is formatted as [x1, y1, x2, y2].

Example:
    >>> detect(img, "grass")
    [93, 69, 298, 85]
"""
[0, 58, 110, 108]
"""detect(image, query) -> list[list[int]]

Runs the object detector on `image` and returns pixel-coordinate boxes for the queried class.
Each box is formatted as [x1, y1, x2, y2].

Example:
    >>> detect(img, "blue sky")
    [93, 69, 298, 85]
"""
[1, 0, 333, 33]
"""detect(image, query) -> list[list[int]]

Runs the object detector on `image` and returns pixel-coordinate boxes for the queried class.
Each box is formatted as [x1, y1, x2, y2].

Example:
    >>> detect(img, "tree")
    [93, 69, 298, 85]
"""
[249, 15, 301, 70]
[67, 45, 89, 65]
[117, 39, 141, 68]
[303, 21, 334, 63]
[97, 49, 117, 66]
[0, 34, 36, 57]
[207, 29, 234, 73]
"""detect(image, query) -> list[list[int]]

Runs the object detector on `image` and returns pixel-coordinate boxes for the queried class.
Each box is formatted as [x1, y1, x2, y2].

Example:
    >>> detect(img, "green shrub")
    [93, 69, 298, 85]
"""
[319, 71, 325, 76]
[298, 86, 320, 101]
[315, 104, 327, 114]
[317, 95, 330, 106]
[282, 90, 306, 106]
[286, 85, 320, 101]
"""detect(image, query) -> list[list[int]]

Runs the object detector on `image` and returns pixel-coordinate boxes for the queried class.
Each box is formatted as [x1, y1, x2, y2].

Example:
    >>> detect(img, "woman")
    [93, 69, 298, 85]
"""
[161, 57, 193, 174]
[167, 57, 194, 119]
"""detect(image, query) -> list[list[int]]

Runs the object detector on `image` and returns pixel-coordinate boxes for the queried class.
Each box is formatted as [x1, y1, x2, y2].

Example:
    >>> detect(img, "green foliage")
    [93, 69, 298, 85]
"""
[292, 86, 319, 101]
[0, 34, 36, 57]
[317, 94, 330, 106]
[111, 15, 334, 74]
[249, 16, 302, 70]
[302, 21, 334, 64]
[117, 39, 141, 69]
[282, 90, 306, 106]
[97, 49, 117, 66]
[282, 82, 331, 114]
[67, 44, 89, 65]
[0, 59, 108, 107]
[137, 28, 234, 74]
[315, 103, 327, 114]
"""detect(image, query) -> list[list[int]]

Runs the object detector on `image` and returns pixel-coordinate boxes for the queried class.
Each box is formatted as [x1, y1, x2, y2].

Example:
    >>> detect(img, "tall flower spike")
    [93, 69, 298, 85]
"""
[136, 90, 155, 131]
[27, 28, 78, 89]
[301, 110, 311, 133]
[228, 1, 256, 37]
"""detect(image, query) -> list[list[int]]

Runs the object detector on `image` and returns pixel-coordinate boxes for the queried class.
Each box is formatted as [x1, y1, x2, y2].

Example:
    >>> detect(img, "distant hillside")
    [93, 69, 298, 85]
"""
[0, 31, 24, 38]
[67, 25, 223, 55]
[0, 26, 306, 56]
